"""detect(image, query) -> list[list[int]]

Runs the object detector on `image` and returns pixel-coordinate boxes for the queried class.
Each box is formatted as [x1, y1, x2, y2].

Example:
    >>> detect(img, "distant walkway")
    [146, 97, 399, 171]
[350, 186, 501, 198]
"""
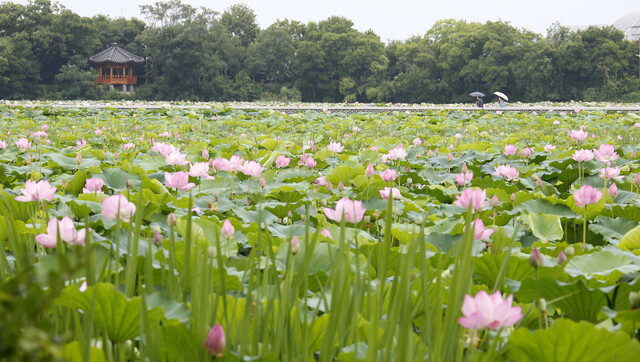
[6, 103, 640, 114]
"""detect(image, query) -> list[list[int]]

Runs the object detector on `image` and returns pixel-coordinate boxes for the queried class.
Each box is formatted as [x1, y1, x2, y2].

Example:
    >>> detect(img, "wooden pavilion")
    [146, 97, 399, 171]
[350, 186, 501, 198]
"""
[88, 44, 145, 92]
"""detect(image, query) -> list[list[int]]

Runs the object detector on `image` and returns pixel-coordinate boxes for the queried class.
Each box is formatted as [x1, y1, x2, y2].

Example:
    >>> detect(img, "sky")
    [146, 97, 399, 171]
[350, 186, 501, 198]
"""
[5, 0, 640, 42]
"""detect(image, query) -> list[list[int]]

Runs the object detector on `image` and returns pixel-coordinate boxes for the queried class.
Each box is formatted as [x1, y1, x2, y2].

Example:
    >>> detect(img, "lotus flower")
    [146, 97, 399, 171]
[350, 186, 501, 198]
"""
[572, 149, 594, 162]
[101, 194, 136, 223]
[387, 144, 408, 161]
[240, 160, 264, 177]
[493, 165, 519, 181]
[222, 155, 244, 172]
[15, 138, 31, 150]
[593, 144, 619, 164]
[413, 138, 422, 146]
[503, 144, 517, 156]
[458, 290, 522, 330]
[164, 150, 189, 166]
[569, 129, 588, 141]
[83, 177, 104, 193]
[210, 158, 229, 172]
[15, 180, 57, 202]
[35, 216, 86, 248]
[454, 188, 488, 211]
[380, 169, 397, 182]
[544, 144, 556, 152]
[599, 167, 623, 181]
[164, 171, 195, 191]
[365, 163, 375, 177]
[221, 219, 234, 239]
[0, 140, 7, 149]
[204, 323, 226, 357]
[456, 171, 473, 186]
[471, 219, 493, 240]
[188, 162, 210, 178]
[275, 155, 290, 168]
[379, 187, 401, 200]
[328, 141, 344, 153]
[323, 198, 366, 223]
[151, 142, 177, 157]
[573, 185, 603, 208]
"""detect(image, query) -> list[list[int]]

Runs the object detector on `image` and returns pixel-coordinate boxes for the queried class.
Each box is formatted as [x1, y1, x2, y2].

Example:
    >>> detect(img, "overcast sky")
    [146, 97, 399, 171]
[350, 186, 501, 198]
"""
[5, 0, 640, 41]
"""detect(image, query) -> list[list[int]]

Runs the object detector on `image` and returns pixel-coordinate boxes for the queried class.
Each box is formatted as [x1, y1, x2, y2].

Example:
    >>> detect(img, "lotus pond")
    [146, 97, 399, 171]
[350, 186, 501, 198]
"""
[2, 104, 640, 361]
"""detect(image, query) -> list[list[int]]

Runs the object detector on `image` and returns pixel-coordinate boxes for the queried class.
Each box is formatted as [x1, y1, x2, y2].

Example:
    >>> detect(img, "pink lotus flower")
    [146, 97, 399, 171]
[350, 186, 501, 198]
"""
[224, 155, 244, 172]
[304, 156, 316, 169]
[379, 169, 397, 182]
[352, 126, 361, 133]
[609, 182, 618, 198]
[0, 140, 6, 149]
[572, 149, 594, 162]
[101, 194, 136, 222]
[313, 176, 327, 186]
[221, 219, 234, 239]
[188, 162, 210, 178]
[544, 144, 556, 152]
[569, 129, 588, 142]
[164, 171, 195, 191]
[379, 187, 401, 200]
[240, 160, 264, 177]
[204, 323, 226, 357]
[15, 180, 57, 202]
[553, 120, 561, 125]
[151, 142, 177, 157]
[599, 167, 623, 180]
[164, 150, 189, 166]
[456, 171, 473, 186]
[458, 290, 522, 330]
[413, 138, 422, 146]
[210, 158, 229, 172]
[35, 216, 86, 248]
[275, 155, 290, 168]
[323, 198, 366, 223]
[365, 163, 375, 177]
[522, 147, 532, 158]
[83, 177, 104, 193]
[593, 144, 619, 164]
[321, 228, 333, 238]
[573, 185, 603, 208]
[388, 144, 408, 161]
[503, 144, 517, 156]
[328, 141, 344, 153]
[121, 143, 135, 151]
[471, 219, 493, 240]
[454, 188, 488, 211]
[492, 165, 519, 181]
[15, 138, 31, 150]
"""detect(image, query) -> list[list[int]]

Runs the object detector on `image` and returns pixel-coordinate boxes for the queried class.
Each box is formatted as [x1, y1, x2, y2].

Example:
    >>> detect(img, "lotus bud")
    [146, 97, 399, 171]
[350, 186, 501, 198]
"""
[259, 177, 266, 188]
[365, 163, 375, 177]
[564, 246, 575, 256]
[427, 149, 433, 157]
[363, 215, 371, 223]
[153, 231, 163, 246]
[221, 219, 234, 239]
[167, 213, 177, 227]
[635, 174, 640, 186]
[609, 182, 618, 198]
[529, 247, 542, 269]
[407, 178, 413, 187]
[491, 195, 500, 207]
[632, 150, 636, 159]
[447, 153, 453, 162]
[538, 298, 547, 311]
[461, 163, 468, 173]
[75, 153, 82, 164]
[510, 193, 516, 202]
[320, 199, 327, 207]
[204, 323, 226, 357]
[536, 176, 542, 188]
[556, 250, 567, 264]
[125, 178, 133, 190]
[113, 151, 119, 159]
[337, 181, 345, 191]
[282, 217, 289, 224]
[202, 148, 209, 159]
[629, 291, 640, 309]
[415, 216, 423, 225]
[326, 181, 333, 193]
[246, 198, 251, 206]
[291, 237, 300, 255]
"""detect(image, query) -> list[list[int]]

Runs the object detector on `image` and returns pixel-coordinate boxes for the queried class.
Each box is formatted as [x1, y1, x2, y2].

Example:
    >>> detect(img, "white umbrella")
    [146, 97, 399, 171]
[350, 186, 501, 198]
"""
[494, 91, 508, 101]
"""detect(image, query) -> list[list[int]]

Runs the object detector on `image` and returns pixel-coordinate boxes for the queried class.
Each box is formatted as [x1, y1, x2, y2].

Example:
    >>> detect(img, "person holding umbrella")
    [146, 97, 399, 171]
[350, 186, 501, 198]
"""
[469, 92, 485, 108]
[494, 91, 508, 108]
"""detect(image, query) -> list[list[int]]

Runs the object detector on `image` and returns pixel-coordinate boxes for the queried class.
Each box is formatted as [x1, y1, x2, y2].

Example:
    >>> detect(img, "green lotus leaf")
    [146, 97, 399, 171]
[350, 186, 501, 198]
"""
[589, 216, 637, 245]
[619, 224, 640, 250]
[524, 213, 564, 241]
[508, 319, 640, 362]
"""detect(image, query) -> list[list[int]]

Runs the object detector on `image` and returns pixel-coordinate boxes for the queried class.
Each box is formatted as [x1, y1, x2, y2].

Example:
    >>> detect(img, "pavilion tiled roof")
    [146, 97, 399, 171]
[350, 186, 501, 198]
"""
[88, 43, 145, 65]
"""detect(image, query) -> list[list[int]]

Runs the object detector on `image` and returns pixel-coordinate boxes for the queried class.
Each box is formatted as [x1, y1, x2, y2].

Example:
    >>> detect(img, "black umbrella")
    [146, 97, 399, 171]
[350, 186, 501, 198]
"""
[469, 92, 485, 97]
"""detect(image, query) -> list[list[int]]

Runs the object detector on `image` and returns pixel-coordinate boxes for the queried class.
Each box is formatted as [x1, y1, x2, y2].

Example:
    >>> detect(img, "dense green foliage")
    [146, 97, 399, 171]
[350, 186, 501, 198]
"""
[1, 0, 639, 102]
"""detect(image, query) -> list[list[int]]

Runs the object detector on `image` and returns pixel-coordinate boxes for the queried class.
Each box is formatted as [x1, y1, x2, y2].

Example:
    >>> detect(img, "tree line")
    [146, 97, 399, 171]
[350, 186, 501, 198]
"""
[1, 0, 639, 103]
